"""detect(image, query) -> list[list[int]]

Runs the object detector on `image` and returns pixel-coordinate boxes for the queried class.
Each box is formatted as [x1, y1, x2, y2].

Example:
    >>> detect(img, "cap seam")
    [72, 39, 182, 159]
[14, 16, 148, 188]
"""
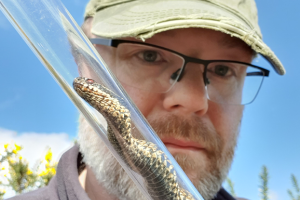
[85, 0, 134, 18]
[95, 0, 134, 13]
[204, 0, 257, 34]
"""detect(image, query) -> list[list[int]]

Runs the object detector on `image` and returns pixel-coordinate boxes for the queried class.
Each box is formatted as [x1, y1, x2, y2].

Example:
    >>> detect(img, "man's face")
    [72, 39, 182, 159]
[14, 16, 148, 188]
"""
[82, 21, 252, 198]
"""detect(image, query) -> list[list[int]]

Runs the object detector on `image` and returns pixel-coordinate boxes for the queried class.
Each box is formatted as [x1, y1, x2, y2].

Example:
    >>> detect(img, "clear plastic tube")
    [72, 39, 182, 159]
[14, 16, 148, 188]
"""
[0, 0, 203, 199]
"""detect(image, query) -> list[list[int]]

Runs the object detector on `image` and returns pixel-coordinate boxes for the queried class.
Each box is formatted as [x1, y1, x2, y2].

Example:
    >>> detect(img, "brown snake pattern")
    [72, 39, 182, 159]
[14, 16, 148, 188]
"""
[73, 77, 195, 200]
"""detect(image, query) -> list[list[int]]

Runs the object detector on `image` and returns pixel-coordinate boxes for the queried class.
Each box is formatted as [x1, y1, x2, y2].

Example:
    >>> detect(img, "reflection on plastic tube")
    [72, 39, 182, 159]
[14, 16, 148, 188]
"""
[0, 0, 203, 199]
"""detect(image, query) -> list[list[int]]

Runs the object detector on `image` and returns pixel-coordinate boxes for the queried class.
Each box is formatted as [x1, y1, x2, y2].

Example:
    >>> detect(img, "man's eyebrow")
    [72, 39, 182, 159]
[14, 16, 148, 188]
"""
[156, 30, 177, 38]
[218, 36, 245, 48]
[218, 36, 256, 58]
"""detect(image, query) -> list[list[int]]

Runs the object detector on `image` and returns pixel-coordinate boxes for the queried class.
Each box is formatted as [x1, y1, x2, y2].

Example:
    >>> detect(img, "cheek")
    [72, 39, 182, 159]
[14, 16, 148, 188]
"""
[95, 45, 116, 66]
[123, 85, 162, 117]
[208, 102, 243, 147]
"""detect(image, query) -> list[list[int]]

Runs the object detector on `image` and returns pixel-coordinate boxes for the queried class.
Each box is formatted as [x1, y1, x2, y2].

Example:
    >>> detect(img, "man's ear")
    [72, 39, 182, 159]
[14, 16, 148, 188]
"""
[81, 17, 94, 37]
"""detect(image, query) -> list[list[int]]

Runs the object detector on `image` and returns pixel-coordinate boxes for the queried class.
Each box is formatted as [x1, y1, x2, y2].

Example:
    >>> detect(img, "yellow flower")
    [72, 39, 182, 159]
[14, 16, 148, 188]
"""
[19, 156, 22, 160]
[50, 167, 56, 175]
[26, 169, 33, 175]
[12, 149, 17, 154]
[45, 149, 52, 162]
[39, 170, 46, 177]
[1, 167, 5, 170]
[4, 143, 9, 149]
[39, 167, 56, 177]
[8, 157, 16, 164]
[14, 143, 22, 151]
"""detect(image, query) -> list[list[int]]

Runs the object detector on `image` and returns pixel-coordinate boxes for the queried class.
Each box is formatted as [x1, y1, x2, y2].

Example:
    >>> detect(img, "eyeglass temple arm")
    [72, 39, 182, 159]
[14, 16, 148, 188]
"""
[89, 38, 112, 46]
[247, 71, 269, 77]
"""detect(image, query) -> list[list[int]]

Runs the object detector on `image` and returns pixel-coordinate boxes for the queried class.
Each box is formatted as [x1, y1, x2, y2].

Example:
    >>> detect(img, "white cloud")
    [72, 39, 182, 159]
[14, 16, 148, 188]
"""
[0, 127, 73, 167]
[257, 189, 279, 200]
[269, 190, 279, 200]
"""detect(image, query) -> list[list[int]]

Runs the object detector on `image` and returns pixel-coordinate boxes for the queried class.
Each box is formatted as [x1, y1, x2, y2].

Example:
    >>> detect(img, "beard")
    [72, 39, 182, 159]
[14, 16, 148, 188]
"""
[78, 114, 239, 200]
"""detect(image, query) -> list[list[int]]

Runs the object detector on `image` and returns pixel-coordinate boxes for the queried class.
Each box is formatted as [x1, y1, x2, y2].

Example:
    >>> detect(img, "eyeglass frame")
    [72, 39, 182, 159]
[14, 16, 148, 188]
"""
[90, 38, 269, 81]
[90, 38, 270, 104]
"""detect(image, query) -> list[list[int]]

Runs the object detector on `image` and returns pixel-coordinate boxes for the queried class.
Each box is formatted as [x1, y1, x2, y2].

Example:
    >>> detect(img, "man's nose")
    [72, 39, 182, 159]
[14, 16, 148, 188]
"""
[163, 63, 208, 116]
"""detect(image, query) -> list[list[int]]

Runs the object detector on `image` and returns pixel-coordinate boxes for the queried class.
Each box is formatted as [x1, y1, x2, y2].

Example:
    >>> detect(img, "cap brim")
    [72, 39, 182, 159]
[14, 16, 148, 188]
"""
[91, 0, 285, 75]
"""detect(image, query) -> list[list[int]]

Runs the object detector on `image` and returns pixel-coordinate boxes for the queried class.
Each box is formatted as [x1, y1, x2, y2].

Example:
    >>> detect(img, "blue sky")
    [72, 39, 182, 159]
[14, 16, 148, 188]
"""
[0, 0, 299, 199]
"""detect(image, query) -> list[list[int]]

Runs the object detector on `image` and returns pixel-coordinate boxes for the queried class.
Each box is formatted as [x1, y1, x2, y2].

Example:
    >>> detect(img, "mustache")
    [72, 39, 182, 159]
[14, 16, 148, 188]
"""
[148, 115, 223, 158]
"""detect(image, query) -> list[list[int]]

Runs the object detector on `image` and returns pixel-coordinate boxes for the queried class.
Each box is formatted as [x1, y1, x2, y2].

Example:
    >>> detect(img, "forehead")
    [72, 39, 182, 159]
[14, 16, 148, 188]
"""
[146, 28, 250, 49]
[123, 28, 253, 60]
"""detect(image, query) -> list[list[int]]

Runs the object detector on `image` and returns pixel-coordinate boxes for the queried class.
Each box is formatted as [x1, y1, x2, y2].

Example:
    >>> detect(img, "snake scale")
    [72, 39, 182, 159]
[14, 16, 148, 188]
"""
[73, 77, 195, 200]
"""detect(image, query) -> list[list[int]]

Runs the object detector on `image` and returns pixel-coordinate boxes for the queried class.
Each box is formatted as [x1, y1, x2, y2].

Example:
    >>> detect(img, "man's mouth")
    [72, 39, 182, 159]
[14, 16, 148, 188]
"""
[161, 138, 204, 151]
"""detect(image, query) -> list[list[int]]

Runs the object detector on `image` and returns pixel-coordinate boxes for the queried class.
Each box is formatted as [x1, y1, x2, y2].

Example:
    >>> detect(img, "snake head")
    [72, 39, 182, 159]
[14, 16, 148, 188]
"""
[73, 77, 99, 105]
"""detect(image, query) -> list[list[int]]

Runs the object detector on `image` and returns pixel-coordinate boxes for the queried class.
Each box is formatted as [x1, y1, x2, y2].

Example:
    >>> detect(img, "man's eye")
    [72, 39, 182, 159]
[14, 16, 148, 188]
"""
[214, 65, 230, 76]
[144, 51, 157, 62]
[137, 50, 163, 63]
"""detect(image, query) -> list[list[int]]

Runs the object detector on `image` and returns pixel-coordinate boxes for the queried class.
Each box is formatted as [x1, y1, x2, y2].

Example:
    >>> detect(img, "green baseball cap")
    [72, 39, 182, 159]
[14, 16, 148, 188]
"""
[84, 0, 285, 75]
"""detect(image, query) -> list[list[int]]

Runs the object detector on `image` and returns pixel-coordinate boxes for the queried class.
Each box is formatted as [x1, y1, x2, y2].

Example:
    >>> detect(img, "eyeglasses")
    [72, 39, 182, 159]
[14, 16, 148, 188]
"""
[90, 38, 270, 105]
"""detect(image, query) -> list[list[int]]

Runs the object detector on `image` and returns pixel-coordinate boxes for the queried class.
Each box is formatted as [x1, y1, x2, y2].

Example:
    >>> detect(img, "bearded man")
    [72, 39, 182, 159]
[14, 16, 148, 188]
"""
[10, 0, 285, 200]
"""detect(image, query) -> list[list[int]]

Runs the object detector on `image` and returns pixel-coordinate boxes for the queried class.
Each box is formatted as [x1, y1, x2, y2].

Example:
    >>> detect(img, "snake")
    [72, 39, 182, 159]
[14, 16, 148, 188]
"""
[73, 77, 195, 200]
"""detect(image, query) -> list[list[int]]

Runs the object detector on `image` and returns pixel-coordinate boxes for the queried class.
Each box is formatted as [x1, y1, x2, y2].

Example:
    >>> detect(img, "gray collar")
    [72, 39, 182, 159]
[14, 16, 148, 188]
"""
[56, 145, 90, 200]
